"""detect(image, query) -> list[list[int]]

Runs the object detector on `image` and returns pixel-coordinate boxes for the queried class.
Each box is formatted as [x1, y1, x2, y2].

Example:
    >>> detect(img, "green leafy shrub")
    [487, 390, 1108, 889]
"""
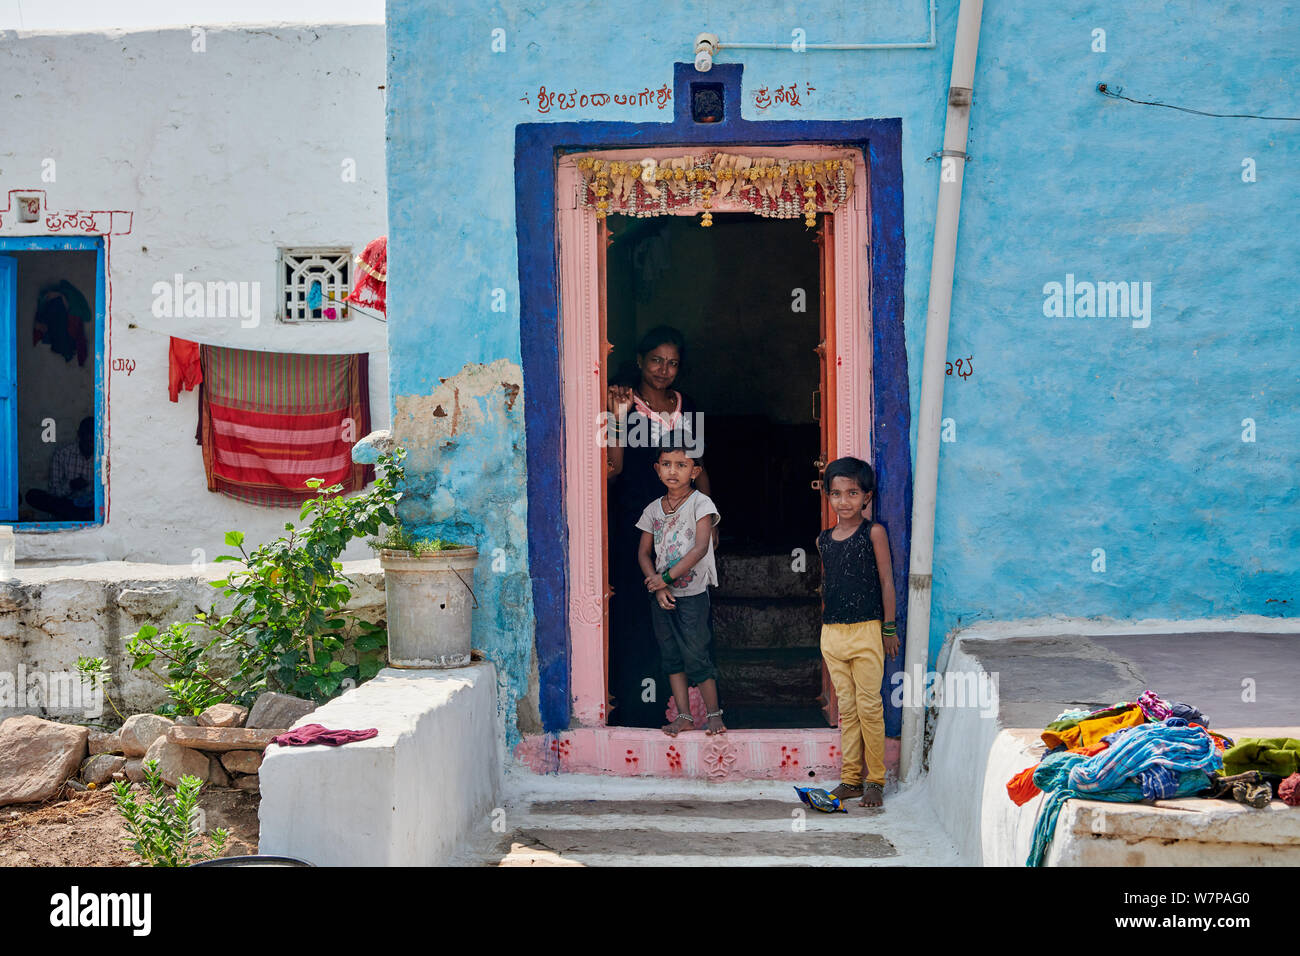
[109, 449, 406, 712]
[112, 759, 228, 866]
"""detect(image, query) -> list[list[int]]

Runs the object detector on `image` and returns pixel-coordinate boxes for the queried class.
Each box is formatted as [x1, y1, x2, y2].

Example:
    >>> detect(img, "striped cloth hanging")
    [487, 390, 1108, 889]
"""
[199, 346, 371, 507]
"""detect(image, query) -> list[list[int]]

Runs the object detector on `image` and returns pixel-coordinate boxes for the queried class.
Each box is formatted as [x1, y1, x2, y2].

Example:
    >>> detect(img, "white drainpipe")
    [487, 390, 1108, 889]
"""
[900, 0, 985, 784]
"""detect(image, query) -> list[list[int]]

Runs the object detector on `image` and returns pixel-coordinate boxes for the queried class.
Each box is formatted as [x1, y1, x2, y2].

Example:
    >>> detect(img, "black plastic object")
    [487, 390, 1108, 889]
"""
[191, 855, 314, 867]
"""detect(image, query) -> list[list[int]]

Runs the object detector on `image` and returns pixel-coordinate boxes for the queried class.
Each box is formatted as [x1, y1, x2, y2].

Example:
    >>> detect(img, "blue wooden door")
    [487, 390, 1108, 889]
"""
[0, 255, 16, 520]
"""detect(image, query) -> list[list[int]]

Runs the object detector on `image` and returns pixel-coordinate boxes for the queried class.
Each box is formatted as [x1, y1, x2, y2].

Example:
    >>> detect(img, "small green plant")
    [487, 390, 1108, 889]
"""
[369, 523, 466, 556]
[112, 759, 228, 866]
[75, 656, 125, 723]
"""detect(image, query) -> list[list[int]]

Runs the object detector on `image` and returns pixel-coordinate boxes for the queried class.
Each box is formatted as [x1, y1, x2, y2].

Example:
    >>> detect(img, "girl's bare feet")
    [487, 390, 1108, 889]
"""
[859, 782, 884, 808]
[662, 714, 694, 736]
[706, 713, 727, 735]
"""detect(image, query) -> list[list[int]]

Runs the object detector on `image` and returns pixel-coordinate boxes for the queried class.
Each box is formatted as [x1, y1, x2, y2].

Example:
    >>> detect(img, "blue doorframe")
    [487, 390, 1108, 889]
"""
[0, 236, 107, 531]
[516, 62, 912, 734]
[0, 255, 15, 520]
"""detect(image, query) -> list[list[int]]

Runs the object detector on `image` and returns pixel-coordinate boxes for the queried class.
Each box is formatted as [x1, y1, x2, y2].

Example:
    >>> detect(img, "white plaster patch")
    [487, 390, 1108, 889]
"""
[393, 358, 523, 453]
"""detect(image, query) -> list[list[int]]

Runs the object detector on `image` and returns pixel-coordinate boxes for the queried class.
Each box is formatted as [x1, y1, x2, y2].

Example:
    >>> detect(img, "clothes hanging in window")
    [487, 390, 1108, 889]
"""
[33, 280, 92, 366]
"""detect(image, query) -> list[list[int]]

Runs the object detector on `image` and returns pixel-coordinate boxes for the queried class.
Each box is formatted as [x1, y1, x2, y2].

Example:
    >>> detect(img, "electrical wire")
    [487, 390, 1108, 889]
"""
[1097, 83, 1300, 122]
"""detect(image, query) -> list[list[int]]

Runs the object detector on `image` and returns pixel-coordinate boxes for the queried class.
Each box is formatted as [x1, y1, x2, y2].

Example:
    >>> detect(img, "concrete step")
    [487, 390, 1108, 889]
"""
[712, 597, 821, 650]
[716, 647, 822, 705]
[715, 551, 821, 600]
[456, 776, 966, 867]
[721, 703, 830, 729]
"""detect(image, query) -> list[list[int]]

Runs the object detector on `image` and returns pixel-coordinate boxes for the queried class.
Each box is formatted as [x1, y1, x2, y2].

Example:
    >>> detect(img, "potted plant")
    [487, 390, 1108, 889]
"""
[370, 524, 478, 668]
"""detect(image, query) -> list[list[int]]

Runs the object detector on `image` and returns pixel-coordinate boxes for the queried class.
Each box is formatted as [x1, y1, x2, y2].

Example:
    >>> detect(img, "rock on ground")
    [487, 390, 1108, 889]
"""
[221, 750, 263, 774]
[119, 714, 175, 756]
[142, 736, 210, 787]
[169, 726, 281, 753]
[0, 716, 89, 807]
[82, 754, 126, 786]
[246, 692, 316, 730]
[198, 703, 248, 728]
[124, 758, 145, 783]
[233, 775, 260, 794]
[88, 730, 123, 755]
[207, 757, 231, 788]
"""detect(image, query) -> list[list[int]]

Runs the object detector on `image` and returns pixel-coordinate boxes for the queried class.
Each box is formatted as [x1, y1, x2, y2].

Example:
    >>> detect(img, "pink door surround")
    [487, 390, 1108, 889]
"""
[514, 145, 883, 781]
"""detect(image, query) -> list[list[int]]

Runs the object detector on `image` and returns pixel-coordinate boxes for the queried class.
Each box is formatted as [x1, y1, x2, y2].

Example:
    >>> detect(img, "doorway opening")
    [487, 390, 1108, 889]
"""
[604, 212, 832, 730]
[0, 245, 102, 526]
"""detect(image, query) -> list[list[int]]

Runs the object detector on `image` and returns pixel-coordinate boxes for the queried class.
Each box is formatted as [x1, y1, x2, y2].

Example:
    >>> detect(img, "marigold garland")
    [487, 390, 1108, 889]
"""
[575, 152, 851, 227]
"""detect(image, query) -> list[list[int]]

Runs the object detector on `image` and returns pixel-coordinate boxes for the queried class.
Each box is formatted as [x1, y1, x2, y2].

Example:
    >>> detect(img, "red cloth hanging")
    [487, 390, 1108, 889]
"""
[347, 236, 387, 314]
[169, 337, 203, 402]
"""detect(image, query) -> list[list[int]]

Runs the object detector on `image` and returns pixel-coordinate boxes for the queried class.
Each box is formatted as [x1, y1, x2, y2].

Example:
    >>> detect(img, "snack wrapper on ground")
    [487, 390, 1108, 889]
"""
[794, 786, 848, 813]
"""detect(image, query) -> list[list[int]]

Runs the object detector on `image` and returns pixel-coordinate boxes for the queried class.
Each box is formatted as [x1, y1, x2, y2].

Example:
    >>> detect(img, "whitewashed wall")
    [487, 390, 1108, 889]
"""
[0, 23, 389, 563]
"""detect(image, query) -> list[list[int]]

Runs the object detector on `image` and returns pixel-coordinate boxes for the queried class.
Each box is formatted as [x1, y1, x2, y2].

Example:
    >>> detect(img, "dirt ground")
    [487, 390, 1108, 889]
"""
[0, 785, 260, 867]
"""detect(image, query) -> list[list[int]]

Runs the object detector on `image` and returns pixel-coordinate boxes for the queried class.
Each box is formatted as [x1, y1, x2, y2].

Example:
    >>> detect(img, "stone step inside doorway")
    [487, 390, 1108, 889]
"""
[711, 552, 828, 728]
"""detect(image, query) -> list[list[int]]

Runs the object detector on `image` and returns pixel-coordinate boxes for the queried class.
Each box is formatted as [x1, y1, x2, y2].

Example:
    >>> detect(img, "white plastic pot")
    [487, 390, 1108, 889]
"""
[378, 546, 479, 668]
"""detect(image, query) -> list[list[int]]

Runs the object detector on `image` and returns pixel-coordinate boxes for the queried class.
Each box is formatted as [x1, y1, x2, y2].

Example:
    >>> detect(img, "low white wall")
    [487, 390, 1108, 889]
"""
[0, 558, 385, 721]
[980, 729, 1044, 867]
[259, 663, 501, 866]
[924, 639, 1002, 866]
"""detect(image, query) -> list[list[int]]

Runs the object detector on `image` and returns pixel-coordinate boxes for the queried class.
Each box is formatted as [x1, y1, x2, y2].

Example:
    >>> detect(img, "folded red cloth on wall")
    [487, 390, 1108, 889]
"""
[169, 337, 203, 402]
[270, 724, 379, 747]
[198, 345, 372, 506]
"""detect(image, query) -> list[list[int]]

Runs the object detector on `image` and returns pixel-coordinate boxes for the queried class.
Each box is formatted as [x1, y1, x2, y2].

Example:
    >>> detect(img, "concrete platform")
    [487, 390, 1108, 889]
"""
[963, 629, 1300, 729]
[259, 663, 500, 866]
[454, 771, 964, 866]
[927, 618, 1300, 866]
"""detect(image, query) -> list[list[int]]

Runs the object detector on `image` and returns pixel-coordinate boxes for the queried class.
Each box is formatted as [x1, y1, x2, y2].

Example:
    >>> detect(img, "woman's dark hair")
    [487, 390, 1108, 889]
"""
[636, 325, 686, 366]
[822, 456, 875, 497]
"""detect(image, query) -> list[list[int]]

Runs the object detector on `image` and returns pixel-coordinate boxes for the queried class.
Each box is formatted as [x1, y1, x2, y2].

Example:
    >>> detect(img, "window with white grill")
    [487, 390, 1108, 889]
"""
[277, 248, 352, 322]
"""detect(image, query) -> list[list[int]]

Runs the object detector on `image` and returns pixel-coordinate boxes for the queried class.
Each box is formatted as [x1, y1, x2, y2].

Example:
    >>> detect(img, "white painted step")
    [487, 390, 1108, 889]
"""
[451, 773, 967, 867]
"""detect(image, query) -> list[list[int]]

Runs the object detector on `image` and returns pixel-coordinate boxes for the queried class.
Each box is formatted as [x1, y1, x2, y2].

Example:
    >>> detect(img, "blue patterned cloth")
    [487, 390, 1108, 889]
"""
[1026, 718, 1220, 866]
[1070, 718, 1222, 794]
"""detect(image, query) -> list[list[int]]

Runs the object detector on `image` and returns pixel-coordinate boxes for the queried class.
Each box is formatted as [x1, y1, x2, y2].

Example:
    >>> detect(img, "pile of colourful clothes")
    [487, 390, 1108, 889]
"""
[1007, 691, 1300, 866]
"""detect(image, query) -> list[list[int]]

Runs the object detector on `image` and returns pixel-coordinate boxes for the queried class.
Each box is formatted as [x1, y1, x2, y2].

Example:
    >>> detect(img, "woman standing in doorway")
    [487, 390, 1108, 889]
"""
[606, 326, 714, 727]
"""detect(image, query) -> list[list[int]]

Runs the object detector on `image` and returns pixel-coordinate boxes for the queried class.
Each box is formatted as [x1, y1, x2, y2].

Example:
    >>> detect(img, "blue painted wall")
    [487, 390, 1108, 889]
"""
[386, 0, 1300, 744]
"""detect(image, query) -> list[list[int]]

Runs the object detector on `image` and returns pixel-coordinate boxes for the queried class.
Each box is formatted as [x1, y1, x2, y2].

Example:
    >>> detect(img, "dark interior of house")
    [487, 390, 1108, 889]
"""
[605, 212, 833, 729]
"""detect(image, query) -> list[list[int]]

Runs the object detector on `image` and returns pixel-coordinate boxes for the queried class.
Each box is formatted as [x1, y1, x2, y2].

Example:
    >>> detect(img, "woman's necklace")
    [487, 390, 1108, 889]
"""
[636, 386, 675, 416]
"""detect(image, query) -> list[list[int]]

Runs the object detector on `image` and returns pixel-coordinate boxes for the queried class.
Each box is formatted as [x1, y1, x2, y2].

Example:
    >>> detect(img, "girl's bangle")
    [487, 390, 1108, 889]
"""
[662, 569, 674, 585]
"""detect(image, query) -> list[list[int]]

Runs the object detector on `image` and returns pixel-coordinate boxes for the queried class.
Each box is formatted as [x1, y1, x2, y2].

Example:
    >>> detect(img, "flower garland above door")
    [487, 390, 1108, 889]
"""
[575, 152, 852, 227]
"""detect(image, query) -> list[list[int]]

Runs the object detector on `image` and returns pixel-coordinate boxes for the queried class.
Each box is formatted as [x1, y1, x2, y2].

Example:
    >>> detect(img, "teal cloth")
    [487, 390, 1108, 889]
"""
[1026, 723, 1218, 868]
[1028, 752, 1210, 866]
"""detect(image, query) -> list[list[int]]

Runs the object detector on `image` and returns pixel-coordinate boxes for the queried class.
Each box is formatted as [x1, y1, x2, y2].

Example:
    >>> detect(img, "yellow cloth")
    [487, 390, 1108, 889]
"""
[821, 620, 886, 787]
[1041, 705, 1146, 750]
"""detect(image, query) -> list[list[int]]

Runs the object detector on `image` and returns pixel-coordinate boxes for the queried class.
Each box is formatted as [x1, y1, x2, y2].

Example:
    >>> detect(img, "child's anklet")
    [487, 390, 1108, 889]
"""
[706, 709, 724, 719]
